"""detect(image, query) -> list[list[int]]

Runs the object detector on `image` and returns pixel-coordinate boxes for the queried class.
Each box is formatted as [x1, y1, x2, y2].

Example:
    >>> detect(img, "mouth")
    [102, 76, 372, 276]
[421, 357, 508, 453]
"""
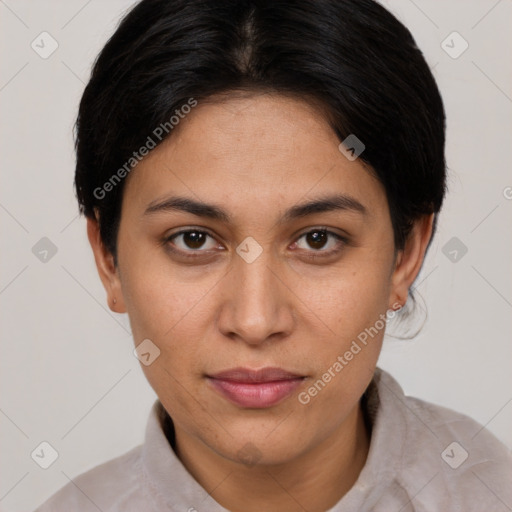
[206, 367, 307, 408]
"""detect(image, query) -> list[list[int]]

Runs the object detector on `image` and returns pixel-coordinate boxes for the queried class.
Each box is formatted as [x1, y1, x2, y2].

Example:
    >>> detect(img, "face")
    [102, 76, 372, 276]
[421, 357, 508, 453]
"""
[89, 93, 432, 467]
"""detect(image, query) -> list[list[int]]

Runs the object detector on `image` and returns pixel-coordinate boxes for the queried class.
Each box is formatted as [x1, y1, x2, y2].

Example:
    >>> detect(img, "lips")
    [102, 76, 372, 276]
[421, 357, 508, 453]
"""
[209, 366, 304, 383]
[206, 367, 306, 408]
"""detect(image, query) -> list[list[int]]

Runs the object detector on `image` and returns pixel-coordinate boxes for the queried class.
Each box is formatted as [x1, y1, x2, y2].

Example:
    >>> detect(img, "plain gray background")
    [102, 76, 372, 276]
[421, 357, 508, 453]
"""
[1, 1, 511, 510]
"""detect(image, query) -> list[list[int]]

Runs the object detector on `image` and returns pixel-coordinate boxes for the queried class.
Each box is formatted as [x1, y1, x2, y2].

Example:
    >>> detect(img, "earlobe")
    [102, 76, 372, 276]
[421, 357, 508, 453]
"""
[389, 214, 434, 310]
[86, 217, 126, 313]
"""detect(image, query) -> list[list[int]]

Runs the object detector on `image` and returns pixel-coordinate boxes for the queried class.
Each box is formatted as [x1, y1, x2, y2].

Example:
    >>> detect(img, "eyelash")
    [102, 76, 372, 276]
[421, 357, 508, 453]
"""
[163, 227, 347, 261]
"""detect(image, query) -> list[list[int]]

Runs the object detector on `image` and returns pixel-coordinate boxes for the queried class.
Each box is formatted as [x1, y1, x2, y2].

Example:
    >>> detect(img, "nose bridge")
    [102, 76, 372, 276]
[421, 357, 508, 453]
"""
[220, 242, 291, 344]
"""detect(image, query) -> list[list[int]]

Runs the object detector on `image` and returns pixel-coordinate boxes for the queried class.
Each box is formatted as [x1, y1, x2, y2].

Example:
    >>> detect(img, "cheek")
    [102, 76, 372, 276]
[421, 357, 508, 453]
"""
[120, 256, 208, 342]
[122, 266, 212, 419]
[293, 251, 391, 392]
[119, 257, 217, 387]
[334, 274, 391, 343]
[291, 253, 392, 339]
[295, 272, 388, 425]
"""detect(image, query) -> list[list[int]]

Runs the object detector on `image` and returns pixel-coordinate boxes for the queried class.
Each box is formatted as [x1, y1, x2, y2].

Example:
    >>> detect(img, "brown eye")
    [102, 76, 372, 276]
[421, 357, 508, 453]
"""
[165, 229, 219, 254]
[295, 229, 345, 254]
[305, 230, 329, 250]
[180, 231, 208, 249]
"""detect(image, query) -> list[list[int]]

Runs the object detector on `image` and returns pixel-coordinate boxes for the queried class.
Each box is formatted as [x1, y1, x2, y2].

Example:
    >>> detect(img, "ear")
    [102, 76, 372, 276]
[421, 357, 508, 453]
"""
[389, 213, 435, 309]
[86, 215, 126, 313]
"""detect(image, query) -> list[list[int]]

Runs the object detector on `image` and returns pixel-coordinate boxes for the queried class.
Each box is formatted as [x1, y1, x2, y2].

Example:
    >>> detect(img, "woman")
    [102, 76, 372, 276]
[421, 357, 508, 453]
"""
[34, 0, 512, 510]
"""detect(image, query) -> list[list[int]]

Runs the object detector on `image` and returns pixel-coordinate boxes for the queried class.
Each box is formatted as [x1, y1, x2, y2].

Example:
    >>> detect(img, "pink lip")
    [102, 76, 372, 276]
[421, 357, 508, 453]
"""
[206, 367, 306, 408]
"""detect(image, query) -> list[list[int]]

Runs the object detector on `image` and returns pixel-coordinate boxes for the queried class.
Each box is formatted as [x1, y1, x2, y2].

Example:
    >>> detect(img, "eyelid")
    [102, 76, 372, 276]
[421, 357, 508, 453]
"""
[295, 225, 349, 242]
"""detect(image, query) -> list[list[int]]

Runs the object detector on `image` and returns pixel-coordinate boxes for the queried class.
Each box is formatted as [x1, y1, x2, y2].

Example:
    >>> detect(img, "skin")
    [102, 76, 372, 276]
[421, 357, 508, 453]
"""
[88, 92, 434, 512]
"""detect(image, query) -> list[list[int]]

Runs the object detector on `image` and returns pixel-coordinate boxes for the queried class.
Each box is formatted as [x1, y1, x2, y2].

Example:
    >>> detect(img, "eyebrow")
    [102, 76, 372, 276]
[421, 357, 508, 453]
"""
[143, 194, 367, 223]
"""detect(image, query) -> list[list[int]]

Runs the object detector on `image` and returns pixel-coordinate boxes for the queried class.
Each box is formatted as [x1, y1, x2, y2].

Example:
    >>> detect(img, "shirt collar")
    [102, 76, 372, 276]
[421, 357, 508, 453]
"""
[328, 367, 409, 510]
[142, 395, 231, 510]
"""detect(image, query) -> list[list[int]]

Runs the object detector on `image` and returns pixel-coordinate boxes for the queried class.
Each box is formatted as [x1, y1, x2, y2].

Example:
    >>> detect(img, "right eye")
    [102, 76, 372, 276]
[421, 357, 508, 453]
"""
[163, 228, 223, 258]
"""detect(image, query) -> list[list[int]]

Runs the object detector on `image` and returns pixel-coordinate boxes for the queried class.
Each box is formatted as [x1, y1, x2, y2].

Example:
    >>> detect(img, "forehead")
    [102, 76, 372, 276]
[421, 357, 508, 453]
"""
[121, 93, 387, 222]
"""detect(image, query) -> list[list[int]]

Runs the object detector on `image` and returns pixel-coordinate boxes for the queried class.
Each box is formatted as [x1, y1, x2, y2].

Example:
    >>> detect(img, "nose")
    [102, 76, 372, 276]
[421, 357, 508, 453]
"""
[217, 247, 295, 346]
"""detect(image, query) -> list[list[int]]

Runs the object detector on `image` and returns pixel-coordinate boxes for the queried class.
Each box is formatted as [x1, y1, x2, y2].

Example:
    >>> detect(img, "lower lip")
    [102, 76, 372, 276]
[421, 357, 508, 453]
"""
[207, 377, 305, 408]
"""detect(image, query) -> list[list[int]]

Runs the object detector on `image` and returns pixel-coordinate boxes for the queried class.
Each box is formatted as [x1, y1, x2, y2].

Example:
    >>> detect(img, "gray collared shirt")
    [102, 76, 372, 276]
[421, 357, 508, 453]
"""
[33, 368, 512, 511]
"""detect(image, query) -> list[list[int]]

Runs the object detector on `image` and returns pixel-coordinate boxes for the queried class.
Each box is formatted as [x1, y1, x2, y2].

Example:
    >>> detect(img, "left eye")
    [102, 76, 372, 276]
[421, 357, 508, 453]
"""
[293, 229, 345, 253]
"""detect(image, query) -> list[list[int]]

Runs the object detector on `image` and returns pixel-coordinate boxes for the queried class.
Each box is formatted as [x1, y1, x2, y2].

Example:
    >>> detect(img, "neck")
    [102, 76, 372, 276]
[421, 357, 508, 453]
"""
[170, 401, 370, 512]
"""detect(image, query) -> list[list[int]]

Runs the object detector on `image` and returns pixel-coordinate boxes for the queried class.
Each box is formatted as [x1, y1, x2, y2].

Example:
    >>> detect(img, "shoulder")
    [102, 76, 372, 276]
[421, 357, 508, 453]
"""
[33, 445, 145, 512]
[376, 370, 512, 510]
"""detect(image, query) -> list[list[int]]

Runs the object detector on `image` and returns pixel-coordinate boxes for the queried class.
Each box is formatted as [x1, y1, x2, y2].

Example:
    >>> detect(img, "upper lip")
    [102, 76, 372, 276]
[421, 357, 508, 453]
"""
[208, 367, 304, 383]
